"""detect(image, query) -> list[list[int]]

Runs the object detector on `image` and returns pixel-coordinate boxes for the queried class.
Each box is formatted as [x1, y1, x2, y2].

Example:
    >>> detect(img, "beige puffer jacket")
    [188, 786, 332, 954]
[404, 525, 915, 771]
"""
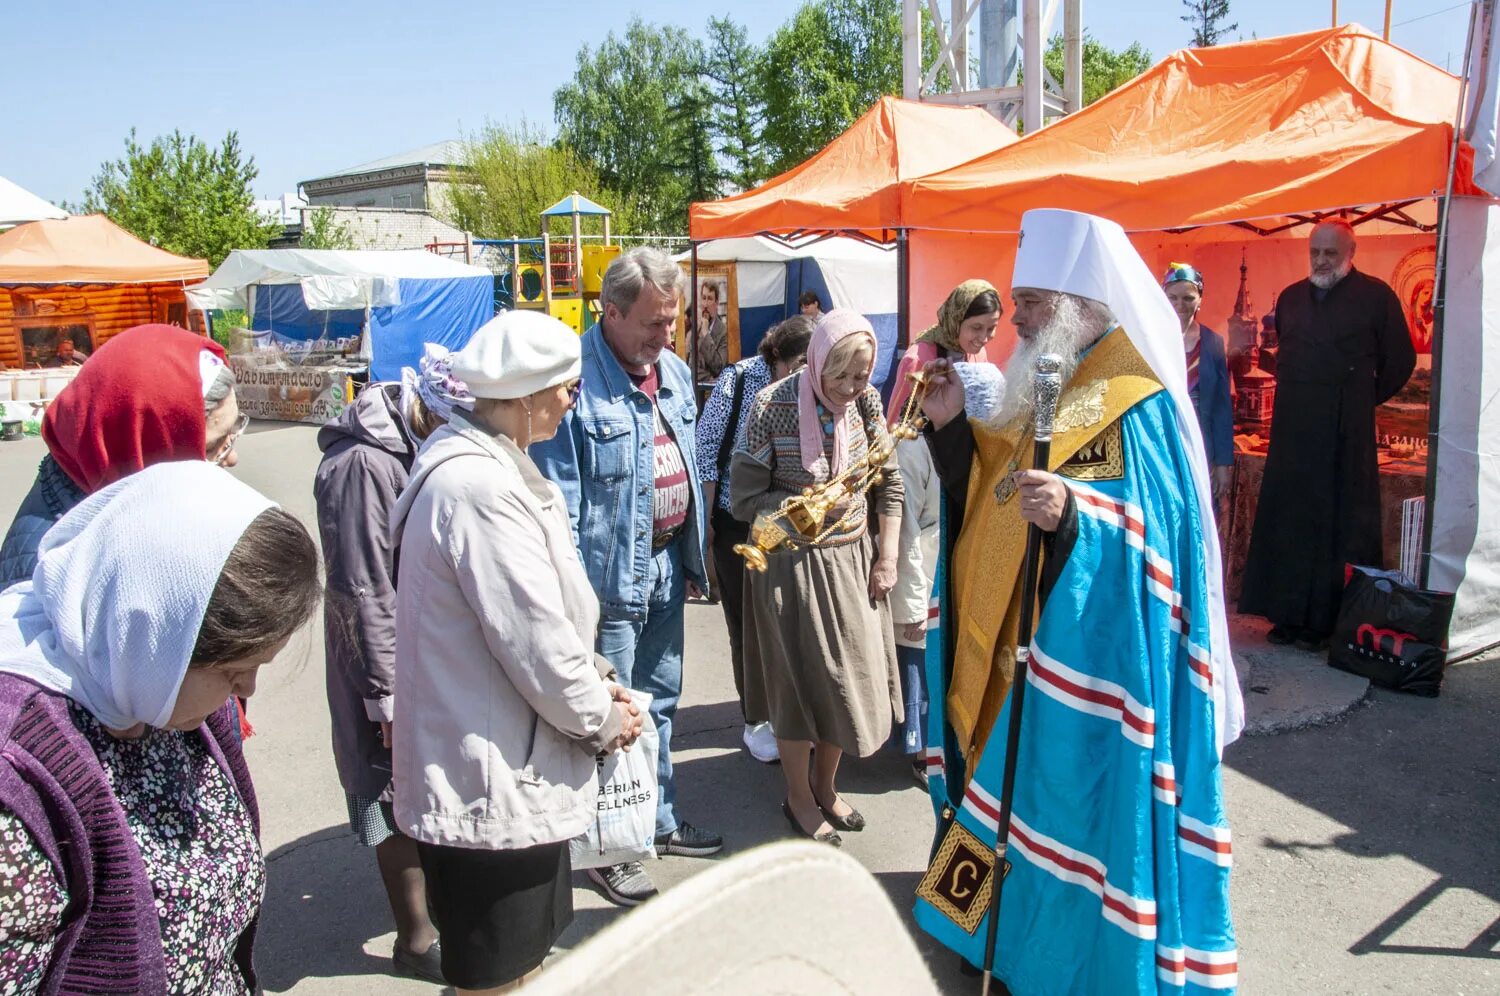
[390, 415, 622, 850]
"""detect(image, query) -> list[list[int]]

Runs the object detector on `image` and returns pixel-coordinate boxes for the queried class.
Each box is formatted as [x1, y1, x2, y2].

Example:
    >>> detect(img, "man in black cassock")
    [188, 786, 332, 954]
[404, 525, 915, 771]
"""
[1239, 221, 1416, 651]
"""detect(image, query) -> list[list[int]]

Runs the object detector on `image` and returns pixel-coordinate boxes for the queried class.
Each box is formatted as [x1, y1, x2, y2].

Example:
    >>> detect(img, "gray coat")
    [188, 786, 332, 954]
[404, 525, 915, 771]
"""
[313, 383, 415, 801]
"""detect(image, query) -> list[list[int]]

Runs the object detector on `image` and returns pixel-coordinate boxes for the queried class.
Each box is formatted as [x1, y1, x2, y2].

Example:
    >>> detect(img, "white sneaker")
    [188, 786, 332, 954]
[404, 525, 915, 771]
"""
[743, 722, 780, 763]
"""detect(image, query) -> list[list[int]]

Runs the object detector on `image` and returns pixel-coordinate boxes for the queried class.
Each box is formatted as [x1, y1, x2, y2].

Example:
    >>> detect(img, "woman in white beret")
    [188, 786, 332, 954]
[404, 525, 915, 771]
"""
[390, 311, 644, 994]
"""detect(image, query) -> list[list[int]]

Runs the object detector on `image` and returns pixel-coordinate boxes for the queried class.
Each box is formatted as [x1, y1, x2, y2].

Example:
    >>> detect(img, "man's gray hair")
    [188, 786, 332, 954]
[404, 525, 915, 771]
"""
[600, 247, 686, 316]
[1312, 218, 1357, 249]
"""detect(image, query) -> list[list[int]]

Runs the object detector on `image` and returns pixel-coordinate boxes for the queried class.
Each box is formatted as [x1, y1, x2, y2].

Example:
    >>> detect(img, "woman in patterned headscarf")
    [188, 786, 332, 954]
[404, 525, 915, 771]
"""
[1162, 263, 1234, 508]
[886, 280, 1002, 428]
[883, 281, 1001, 780]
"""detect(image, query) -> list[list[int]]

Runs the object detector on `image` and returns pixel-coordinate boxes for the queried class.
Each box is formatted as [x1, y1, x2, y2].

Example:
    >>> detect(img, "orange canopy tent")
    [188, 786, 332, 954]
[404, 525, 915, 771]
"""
[901, 27, 1475, 344]
[0, 215, 209, 368]
[689, 96, 1017, 243]
[903, 25, 1475, 236]
[685, 97, 1015, 383]
[0, 214, 209, 284]
[893, 26, 1500, 660]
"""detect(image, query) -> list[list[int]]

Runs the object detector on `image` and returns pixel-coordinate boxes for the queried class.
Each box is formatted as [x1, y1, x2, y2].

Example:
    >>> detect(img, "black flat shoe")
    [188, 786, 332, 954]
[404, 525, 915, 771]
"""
[782, 800, 842, 846]
[393, 941, 445, 984]
[1267, 625, 1297, 645]
[816, 796, 866, 832]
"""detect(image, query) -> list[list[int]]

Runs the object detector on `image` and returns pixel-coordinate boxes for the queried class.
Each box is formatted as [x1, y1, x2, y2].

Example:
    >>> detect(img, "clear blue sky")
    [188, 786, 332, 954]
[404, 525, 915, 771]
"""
[1, 0, 1472, 205]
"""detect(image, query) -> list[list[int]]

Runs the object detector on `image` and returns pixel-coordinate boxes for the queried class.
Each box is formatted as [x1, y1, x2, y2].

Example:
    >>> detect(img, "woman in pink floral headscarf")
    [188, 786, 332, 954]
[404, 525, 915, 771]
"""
[730, 309, 904, 846]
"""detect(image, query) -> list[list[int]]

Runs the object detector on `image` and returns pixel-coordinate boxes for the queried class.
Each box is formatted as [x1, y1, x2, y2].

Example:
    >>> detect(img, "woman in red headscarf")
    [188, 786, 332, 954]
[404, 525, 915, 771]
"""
[0, 324, 246, 588]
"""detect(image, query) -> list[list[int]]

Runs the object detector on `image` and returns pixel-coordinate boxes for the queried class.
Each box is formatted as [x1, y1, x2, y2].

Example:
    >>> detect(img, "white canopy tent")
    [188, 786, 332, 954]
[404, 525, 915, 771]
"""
[0, 176, 68, 228]
[677, 235, 899, 386]
[185, 248, 490, 312]
[188, 248, 495, 382]
[683, 236, 897, 311]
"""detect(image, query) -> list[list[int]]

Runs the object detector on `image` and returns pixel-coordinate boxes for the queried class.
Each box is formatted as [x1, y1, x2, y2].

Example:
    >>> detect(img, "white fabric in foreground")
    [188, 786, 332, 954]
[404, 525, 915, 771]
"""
[953, 360, 1005, 423]
[1013, 207, 1244, 749]
[526, 840, 940, 995]
[1429, 197, 1500, 659]
[0, 462, 274, 730]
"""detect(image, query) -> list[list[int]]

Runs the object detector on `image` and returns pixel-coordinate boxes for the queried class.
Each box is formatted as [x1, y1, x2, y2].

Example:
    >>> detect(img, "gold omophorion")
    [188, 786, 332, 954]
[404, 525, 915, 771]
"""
[734, 371, 931, 572]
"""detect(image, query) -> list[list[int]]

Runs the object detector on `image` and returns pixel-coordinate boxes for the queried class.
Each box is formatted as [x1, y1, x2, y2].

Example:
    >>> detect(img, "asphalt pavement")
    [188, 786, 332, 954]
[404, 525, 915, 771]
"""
[0, 422, 1495, 995]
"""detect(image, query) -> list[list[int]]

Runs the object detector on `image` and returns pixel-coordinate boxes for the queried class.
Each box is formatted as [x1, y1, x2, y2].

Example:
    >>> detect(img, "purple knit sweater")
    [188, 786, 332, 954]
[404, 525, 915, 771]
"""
[0, 674, 260, 994]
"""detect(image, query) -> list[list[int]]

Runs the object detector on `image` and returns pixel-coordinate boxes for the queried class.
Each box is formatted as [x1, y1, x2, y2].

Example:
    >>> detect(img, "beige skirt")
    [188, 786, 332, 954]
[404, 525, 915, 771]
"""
[741, 531, 901, 756]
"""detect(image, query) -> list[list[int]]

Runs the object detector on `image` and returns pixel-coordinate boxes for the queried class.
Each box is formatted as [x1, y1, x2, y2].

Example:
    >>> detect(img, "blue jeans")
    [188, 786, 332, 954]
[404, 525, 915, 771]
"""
[893, 644, 927, 757]
[596, 542, 684, 838]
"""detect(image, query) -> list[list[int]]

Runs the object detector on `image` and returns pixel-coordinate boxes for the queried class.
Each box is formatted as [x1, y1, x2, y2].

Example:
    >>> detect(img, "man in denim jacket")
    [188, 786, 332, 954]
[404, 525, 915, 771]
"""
[531, 248, 723, 907]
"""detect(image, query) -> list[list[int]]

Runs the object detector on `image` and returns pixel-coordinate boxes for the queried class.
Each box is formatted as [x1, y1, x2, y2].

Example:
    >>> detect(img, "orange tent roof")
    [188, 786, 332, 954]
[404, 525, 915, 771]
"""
[0, 214, 209, 284]
[689, 96, 1017, 241]
[904, 26, 1477, 235]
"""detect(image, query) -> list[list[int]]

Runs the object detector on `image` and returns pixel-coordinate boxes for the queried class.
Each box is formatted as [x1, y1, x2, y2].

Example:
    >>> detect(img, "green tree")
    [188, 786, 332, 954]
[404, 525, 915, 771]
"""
[443, 120, 634, 240]
[1043, 34, 1154, 107]
[554, 19, 705, 232]
[80, 129, 279, 266]
[703, 16, 769, 191]
[758, 0, 906, 175]
[666, 78, 725, 206]
[300, 206, 356, 250]
[1181, 1, 1237, 47]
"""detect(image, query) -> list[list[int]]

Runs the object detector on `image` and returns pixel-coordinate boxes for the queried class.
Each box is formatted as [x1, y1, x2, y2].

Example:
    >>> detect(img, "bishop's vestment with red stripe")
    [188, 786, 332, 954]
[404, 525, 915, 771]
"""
[915, 329, 1238, 994]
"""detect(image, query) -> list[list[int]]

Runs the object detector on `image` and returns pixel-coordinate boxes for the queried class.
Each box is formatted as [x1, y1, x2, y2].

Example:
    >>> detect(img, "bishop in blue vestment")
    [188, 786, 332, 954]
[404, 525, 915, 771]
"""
[913, 210, 1245, 995]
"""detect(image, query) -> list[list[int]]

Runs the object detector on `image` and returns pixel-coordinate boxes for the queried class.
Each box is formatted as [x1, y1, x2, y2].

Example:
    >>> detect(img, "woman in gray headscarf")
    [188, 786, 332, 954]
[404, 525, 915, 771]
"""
[313, 343, 471, 983]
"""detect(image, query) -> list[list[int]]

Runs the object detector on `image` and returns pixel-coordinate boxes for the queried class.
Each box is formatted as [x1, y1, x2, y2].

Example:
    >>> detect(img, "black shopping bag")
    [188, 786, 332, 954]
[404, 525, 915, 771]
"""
[1328, 566, 1455, 697]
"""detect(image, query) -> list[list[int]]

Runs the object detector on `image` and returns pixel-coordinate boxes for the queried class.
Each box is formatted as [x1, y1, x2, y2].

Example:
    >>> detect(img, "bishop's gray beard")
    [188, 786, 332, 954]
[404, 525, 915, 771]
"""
[1309, 259, 1352, 290]
[986, 297, 1092, 429]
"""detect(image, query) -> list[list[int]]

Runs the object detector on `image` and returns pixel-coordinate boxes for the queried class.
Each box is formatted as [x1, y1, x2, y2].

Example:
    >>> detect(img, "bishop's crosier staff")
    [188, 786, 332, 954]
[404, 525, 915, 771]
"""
[980, 352, 1063, 996]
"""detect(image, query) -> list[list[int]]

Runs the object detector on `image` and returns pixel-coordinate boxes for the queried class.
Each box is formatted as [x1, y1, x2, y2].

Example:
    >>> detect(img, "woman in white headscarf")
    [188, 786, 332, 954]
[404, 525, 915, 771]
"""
[313, 343, 472, 983]
[0, 461, 322, 994]
[391, 312, 644, 994]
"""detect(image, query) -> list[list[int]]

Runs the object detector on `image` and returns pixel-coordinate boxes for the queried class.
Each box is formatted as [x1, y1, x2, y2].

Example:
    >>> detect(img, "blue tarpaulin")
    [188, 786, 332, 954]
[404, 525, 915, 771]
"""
[252, 276, 493, 381]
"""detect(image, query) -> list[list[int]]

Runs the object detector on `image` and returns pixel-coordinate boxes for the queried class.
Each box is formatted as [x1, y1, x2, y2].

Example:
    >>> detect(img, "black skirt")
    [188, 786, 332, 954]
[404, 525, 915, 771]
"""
[416, 839, 573, 988]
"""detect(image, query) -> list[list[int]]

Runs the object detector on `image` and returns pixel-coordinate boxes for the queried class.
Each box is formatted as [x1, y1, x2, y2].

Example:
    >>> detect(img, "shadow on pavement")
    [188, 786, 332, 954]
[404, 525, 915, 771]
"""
[1225, 660, 1500, 959]
[258, 827, 401, 991]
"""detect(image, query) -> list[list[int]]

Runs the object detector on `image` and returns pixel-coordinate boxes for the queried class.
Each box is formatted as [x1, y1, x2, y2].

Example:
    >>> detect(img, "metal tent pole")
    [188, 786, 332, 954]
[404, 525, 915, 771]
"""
[897, 228, 911, 353]
[1420, 0, 1482, 588]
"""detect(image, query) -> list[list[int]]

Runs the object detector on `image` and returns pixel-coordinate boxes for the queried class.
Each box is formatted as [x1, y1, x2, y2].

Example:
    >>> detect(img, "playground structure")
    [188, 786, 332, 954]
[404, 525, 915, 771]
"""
[474, 192, 620, 334]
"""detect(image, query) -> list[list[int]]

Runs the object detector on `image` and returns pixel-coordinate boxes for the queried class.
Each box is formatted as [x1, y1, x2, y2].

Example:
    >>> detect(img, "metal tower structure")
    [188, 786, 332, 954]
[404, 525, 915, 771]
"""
[903, 0, 1084, 133]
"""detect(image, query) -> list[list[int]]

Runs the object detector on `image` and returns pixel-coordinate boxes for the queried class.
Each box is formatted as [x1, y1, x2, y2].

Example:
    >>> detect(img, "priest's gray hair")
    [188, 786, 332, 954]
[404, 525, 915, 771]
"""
[1071, 293, 1116, 333]
[601, 247, 687, 316]
[1312, 219, 1357, 251]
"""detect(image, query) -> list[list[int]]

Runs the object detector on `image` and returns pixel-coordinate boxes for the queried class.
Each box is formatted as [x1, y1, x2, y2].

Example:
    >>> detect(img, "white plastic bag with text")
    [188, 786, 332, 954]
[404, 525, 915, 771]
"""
[569, 690, 659, 870]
